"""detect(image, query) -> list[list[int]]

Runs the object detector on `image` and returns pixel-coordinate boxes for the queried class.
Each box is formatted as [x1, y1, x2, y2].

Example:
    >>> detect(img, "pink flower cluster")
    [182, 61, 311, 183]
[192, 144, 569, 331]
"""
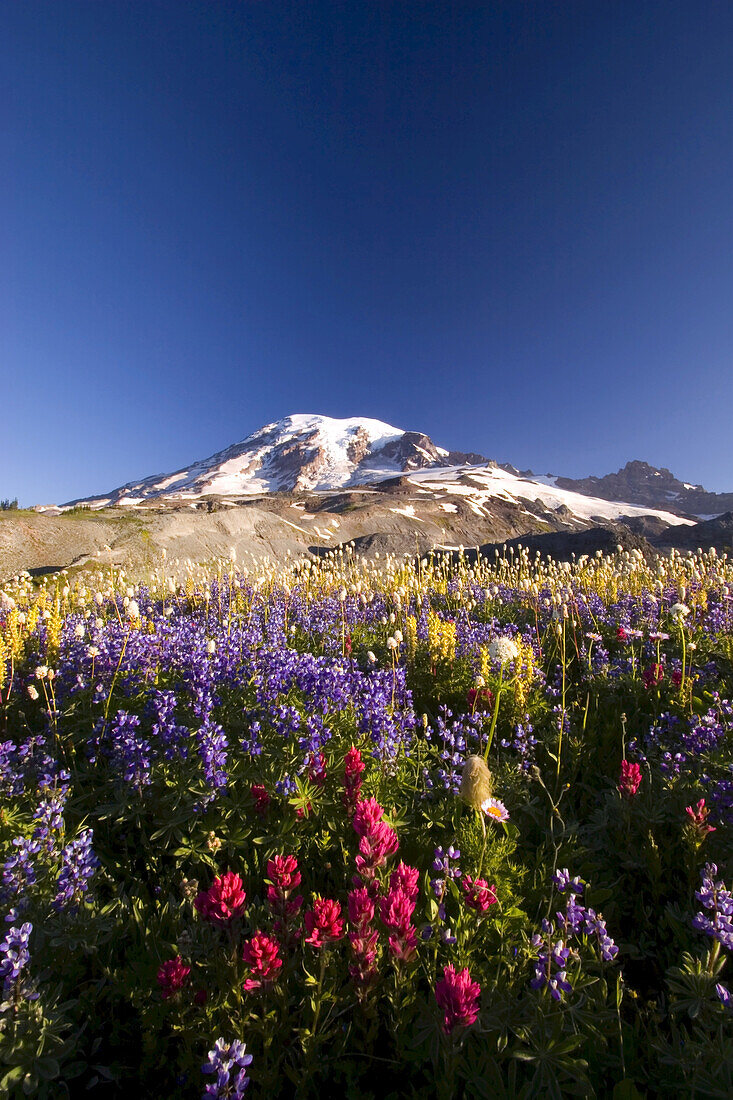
[686, 798, 716, 837]
[242, 931, 282, 992]
[304, 897, 344, 947]
[307, 752, 327, 788]
[379, 862, 419, 963]
[343, 746, 365, 814]
[266, 854, 303, 942]
[347, 885, 379, 991]
[643, 663, 664, 690]
[352, 797, 399, 882]
[618, 760, 642, 799]
[461, 875, 498, 913]
[467, 686, 493, 712]
[435, 964, 482, 1034]
[194, 872, 247, 926]
[157, 955, 190, 999]
[347, 798, 421, 985]
[250, 783, 271, 818]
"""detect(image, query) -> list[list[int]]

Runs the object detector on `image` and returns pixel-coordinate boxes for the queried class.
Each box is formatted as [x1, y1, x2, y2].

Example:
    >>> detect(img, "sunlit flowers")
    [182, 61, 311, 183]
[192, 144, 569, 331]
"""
[304, 897, 345, 948]
[242, 931, 282, 992]
[481, 796, 509, 823]
[487, 636, 518, 664]
[461, 875, 498, 913]
[618, 760, 642, 799]
[194, 872, 247, 926]
[435, 964, 481, 1034]
[685, 798, 716, 837]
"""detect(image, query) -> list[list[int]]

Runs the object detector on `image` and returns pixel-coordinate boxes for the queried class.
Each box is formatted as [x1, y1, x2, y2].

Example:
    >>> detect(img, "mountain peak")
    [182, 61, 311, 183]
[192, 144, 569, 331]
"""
[66, 414, 488, 506]
[554, 460, 728, 517]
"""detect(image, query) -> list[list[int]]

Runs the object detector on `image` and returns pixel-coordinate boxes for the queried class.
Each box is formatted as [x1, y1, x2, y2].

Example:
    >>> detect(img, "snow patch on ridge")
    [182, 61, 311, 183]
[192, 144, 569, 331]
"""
[407, 465, 695, 527]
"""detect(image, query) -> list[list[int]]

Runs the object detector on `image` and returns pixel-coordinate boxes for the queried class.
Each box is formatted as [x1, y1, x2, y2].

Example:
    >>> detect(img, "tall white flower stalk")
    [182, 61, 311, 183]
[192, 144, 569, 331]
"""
[483, 636, 518, 762]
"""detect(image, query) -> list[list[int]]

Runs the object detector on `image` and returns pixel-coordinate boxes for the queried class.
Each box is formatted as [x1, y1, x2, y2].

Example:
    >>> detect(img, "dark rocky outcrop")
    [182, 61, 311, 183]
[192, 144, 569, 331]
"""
[555, 460, 733, 519]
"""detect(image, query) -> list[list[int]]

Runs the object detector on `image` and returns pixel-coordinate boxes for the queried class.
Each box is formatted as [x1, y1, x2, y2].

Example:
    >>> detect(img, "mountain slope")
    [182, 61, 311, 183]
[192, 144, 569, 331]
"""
[66, 414, 489, 506]
[62, 415, 698, 534]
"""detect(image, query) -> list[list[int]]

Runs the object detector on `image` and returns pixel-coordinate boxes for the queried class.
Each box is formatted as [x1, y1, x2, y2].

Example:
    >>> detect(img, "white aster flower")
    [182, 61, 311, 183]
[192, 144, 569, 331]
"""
[481, 796, 510, 823]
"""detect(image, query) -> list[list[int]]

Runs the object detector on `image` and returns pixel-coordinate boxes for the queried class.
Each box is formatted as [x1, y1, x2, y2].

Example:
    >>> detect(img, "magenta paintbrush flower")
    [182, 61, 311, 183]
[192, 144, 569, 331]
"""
[435, 964, 482, 1034]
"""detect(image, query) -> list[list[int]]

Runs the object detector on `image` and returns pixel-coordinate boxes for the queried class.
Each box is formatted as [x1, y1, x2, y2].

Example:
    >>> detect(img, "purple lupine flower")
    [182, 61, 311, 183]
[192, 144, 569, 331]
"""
[499, 718, 538, 773]
[432, 845, 462, 881]
[555, 879, 619, 962]
[53, 829, 99, 913]
[32, 774, 71, 851]
[716, 983, 731, 1011]
[583, 910, 619, 961]
[1, 837, 41, 906]
[553, 869, 585, 895]
[0, 922, 35, 1001]
[530, 926, 574, 1001]
[89, 711, 153, 790]
[197, 720, 228, 791]
[202, 1038, 253, 1098]
[692, 863, 733, 951]
[430, 845, 461, 941]
[560, 894, 586, 936]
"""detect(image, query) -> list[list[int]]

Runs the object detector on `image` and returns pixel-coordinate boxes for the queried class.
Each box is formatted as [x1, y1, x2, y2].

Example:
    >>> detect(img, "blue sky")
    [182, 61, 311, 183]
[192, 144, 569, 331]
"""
[3, 1, 732, 504]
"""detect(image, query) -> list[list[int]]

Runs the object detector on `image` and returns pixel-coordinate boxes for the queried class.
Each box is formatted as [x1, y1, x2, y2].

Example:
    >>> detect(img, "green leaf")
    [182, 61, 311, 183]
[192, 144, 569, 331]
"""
[612, 1081, 645, 1100]
[0, 1067, 25, 1091]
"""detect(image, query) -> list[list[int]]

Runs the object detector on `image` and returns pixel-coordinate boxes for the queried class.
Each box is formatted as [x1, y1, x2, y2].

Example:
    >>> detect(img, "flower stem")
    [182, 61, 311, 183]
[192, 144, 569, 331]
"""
[483, 665, 504, 761]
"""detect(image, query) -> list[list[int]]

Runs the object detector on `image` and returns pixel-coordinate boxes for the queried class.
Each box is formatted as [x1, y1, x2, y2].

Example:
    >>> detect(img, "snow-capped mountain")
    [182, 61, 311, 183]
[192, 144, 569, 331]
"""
[17, 414, 733, 578]
[64, 414, 696, 532]
[67, 415, 488, 506]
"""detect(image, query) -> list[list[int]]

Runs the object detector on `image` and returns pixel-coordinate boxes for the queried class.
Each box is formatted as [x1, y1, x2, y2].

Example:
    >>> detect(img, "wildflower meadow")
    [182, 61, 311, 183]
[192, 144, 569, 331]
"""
[0, 544, 731, 1098]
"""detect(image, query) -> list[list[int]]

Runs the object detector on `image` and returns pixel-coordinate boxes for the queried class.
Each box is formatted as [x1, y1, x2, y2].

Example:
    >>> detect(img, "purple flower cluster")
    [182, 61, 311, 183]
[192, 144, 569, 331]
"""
[426, 707, 483, 793]
[202, 1037, 253, 1098]
[692, 863, 733, 951]
[2, 837, 41, 908]
[558, 895, 619, 962]
[552, 868, 585, 895]
[89, 711, 153, 791]
[500, 718, 537, 772]
[530, 926, 574, 1001]
[0, 921, 34, 1003]
[531, 871, 618, 1001]
[428, 845, 461, 944]
[53, 829, 100, 913]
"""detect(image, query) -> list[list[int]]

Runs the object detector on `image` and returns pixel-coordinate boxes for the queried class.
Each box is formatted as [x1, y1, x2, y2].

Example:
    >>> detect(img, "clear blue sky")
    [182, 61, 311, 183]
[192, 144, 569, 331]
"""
[3, 1, 732, 505]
